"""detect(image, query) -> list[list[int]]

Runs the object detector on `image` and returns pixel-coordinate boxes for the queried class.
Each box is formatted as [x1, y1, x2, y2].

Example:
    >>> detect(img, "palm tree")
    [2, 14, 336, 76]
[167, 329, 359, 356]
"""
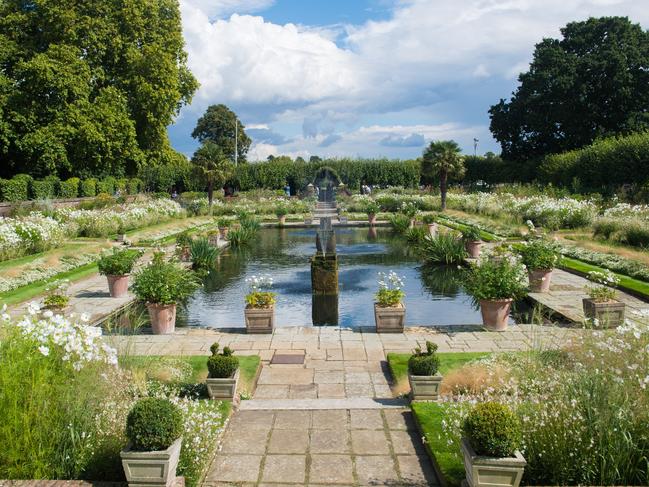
[421, 140, 465, 210]
[191, 141, 234, 206]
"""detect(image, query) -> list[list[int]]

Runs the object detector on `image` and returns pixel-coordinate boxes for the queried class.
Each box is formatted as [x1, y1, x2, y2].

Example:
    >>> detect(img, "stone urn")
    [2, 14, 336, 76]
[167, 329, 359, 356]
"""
[278, 215, 286, 225]
[304, 217, 313, 225]
[147, 303, 177, 334]
[582, 298, 625, 327]
[245, 305, 274, 334]
[465, 240, 482, 259]
[460, 437, 526, 487]
[368, 213, 377, 226]
[107, 274, 129, 298]
[121, 437, 182, 487]
[374, 303, 405, 333]
[219, 227, 229, 239]
[479, 299, 512, 331]
[427, 223, 438, 237]
[206, 368, 239, 401]
[408, 373, 443, 401]
[528, 269, 553, 293]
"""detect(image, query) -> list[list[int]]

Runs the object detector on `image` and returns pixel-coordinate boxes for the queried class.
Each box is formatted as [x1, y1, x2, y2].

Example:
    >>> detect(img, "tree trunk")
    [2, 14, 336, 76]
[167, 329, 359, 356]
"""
[440, 171, 448, 210]
[208, 182, 214, 206]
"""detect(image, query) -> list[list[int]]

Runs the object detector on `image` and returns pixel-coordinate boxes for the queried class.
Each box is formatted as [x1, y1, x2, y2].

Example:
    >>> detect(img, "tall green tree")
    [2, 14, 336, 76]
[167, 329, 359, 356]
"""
[191, 141, 234, 206]
[0, 0, 198, 178]
[490, 16, 649, 161]
[192, 105, 251, 163]
[421, 140, 465, 210]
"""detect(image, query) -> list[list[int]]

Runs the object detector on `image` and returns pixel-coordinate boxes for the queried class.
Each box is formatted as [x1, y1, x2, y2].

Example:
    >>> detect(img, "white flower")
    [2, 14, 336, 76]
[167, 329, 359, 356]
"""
[38, 345, 50, 356]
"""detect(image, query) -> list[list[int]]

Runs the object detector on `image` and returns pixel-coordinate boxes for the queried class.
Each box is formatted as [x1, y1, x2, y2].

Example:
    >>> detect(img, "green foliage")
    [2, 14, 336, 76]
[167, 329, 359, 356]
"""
[80, 179, 97, 197]
[97, 249, 142, 276]
[192, 105, 251, 163]
[127, 178, 142, 195]
[462, 402, 522, 457]
[421, 140, 465, 210]
[217, 218, 231, 228]
[363, 199, 381, 215]
[139, 153, 193, 192]
[419, 233, 467, 265]
[518, 238, 560, 270]
[191, 141, 234, 204]
[96, 177, 116, 195]
[125, 398, 183, 452]
[0, 177, 29, 201]
[490, 17, 649, 162]
[43, 294, 69, 309]
[206, 343, 239, 379]
[245, 291, 276, 308]
[408, 341, 440, 376]
[404, 226, 427, 244]
[30, 177, 58, 200]
[190, 237, 219, 271]
[274, 202, 289, 217]
[461, 226, 481, 242]
[132, 253, 200, 305]
[422, 213, 437, 224]
[59, 178, 80, 198]
[228, 227, 255, 247]
[463, 257, 528, 301]
[388, 213, 411, 234]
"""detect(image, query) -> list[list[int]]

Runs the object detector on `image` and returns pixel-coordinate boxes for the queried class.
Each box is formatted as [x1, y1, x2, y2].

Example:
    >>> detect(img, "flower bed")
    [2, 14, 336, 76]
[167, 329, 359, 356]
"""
[0, 213, 70, 261]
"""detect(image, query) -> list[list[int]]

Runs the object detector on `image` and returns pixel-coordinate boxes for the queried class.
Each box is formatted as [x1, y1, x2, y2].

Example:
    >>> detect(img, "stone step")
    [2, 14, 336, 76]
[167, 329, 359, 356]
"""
[239, 397, 408, 410]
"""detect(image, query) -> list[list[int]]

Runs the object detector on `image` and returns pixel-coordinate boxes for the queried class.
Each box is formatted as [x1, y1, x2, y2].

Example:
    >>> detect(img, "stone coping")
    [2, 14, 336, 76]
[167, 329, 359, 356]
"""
[239, 398, 409, 410]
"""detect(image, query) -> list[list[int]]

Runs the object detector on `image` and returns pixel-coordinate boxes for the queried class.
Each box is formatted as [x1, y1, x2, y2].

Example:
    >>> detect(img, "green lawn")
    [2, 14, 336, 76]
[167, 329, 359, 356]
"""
[560, 256, 649, 299]
[435, 216, 501, 242]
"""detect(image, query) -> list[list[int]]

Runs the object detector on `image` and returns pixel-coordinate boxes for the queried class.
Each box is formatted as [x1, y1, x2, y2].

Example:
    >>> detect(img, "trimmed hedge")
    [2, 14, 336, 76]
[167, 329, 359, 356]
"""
[0, 177, 30, 202]
[0, 176, 147, 202]
[30, 178, 57, 199]
[59, 178, 80, 198]
[80, 178, 97, 197]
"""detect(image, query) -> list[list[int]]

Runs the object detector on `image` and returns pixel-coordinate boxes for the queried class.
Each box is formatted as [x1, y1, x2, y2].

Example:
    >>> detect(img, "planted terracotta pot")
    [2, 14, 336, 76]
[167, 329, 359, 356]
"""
[528, 269, 553, 293]
[374, 303, 405, 333]
[465, 240, 482, 259]
[180, 246, 191, 261]
[121, 437, 182, 487]
[107, 274, 129, 298]
[479, 299, 512, 331]
[427, 223, 438, 237]
[245, 306, 274, 334]
[408, 373, 443, 401]
[278, 215, 286, 225]
[206, 368, 239, 401]
[219, 227, 229, 239]
[582, 298, 625, 328]
[368, 213, 377, 225]
[147, 303, 177, 334]
[461, 437, 526, 487]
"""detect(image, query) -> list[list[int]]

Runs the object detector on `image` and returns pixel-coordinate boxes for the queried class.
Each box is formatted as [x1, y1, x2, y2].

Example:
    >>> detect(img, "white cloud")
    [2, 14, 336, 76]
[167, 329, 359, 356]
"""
[183, 0, 274, 18]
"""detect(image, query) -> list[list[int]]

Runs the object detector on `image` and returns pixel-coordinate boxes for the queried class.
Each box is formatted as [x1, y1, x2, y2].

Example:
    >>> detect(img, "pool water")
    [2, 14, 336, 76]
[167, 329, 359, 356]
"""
[179, 226, 491, 328]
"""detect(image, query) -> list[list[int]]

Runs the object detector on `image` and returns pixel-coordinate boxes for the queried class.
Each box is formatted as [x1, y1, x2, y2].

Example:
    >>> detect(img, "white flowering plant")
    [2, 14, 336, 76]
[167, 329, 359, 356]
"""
[43, 279, 71, 309]
[585, 270, 619, 302]
[245, 274, 276, 308]
[375, 271, 405, 307]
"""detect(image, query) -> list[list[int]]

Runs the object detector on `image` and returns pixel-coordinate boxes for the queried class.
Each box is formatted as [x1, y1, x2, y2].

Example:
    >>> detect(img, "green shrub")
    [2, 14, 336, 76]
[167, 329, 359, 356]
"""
[422, 214, 437, 224]
[31, 177, 59, 200]
[126, 398, 183, 451]
[97, 249, 142, 276]
[132, 253, 200, 305]
[59, 177, 80, 198]
[408, 341, 440, 376]
[127, 178, 143, 194]
[206, 343, 239, 378]
[190, 237, 219, 270]
[419, 232, 467, 265]
[97, 177, 116, 195]
[461, 226, 481, 242]
[463, 256, 528, 301]
[0, 177, 30, 201]
[81, 178, 97, 197]
[518, 238, 560, 270]
[593, 217, 619, 240]
[388, 213, 411, 234]
[115, 178, 128, 194]
[227, 227, 255, 247]
[462, 402, 521, 457]
[404, 226, 427, 244]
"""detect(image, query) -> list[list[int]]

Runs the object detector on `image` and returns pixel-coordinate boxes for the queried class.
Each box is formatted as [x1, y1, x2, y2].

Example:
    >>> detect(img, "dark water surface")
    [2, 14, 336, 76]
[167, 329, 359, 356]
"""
[179, 227, 485, 328]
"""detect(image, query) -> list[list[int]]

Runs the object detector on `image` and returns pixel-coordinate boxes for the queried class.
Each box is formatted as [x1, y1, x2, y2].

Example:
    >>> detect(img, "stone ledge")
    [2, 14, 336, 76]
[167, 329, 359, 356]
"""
[239, 397, 408, 410]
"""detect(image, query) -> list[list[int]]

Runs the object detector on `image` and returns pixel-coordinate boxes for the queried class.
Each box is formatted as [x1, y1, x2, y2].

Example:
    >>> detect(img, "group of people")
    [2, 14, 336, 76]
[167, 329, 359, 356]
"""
[361, 183, 373, 195]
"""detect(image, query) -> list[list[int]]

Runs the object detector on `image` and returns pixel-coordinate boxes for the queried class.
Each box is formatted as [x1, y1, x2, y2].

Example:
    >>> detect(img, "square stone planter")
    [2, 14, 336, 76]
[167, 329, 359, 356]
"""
[374, 303, 405, 333]
[460, 437, 526, 487]
[408, 373, 443, 401]
[339, 216, 348, 224]
[304, 218, 313, 225]
[206, 368, 239, 401]
[121, 437, 182, 487]
[582, 298, 625, 327]
[245, 306, 274, 334]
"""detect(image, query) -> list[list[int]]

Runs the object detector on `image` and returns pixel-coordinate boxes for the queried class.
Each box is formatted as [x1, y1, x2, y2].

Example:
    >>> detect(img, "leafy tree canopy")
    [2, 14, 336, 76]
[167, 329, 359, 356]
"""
[0, 0, 198, 178]
[421, 140, 465, 210]
[191, 104, 251, 163]
[489, 16, 649, 161]
[191, 141, 234, 205]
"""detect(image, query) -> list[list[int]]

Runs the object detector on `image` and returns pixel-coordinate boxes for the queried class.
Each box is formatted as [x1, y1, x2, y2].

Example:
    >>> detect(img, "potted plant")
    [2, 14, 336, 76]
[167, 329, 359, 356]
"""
[97, 248, 142, 298]
[275, 203, 288, 226]
[303, 214, 312, 225]
[244, 274, 276, 334]
[207, 229, 220, 246]
[400, 201, 419, 229]
[121, 397, 183, 487]
[364, 200, 380, 226]
[131, 252, 200, 334]
[175, 231, 193, 261]
[374, 270, 406, 333]
[518, 238, 560, 293]
[338, 204, 348, 224]
[463, 256, 527, 331]
[582, 270, 625, 327]
[422, 214, 438, 237]
[206, 342, 239, 400]
[408, 341, 442, 401]
[43, 280, 70, 311]
[217, 218, 230, 239]
[460, 402, 526, 487]
[463, 227, 483, 259]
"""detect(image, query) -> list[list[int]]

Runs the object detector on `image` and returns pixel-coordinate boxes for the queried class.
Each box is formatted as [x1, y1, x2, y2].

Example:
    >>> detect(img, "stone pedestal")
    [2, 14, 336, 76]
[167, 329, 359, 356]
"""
[311, 254, 338, 294]
[312, 293, 339, 325]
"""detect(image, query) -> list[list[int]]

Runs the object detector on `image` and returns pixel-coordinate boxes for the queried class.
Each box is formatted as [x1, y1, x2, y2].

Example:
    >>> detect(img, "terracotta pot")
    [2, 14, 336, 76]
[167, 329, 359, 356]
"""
[107, 274, 129, 298]
[427, 223, 438, 237]
[368, 213, 377, 225]
[180, 246, 191, 261]
[121, 437, 182, 487]
[465, 240, 482, 259]
[479, 299, 512, 331]
[219, 227, 229, 239]
[147, 303, 177, 334]
[582, 298, 625, 328]
[460, 437, 526, 487]
[374, 303, 406, 333]
[528, 269, 553, 293]
[245, 306, 274, 334]
[278, 215, 286, 225]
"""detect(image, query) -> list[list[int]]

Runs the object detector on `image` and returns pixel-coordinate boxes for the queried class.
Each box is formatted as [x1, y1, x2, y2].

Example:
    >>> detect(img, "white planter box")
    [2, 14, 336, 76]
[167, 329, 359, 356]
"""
[121, 437, 182, 487]
[374, 303, 405, 333]
[408, 373, 443, 401]
[245, 306, 274, 334]
[206, 368, 239, 401]
[461, 437, 526, 487]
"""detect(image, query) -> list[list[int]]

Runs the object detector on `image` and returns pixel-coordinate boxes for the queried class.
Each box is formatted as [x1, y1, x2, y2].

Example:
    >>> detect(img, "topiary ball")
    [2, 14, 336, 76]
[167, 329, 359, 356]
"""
[126, 398, 183, 451]
[408, 341, 440, 376]
[462, 402, 522, 457]
[207, 354, 239, 378]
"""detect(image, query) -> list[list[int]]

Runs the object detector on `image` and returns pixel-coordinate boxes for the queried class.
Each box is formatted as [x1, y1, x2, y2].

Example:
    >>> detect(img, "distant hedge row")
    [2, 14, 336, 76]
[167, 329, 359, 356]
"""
[0, 174, 144, 202]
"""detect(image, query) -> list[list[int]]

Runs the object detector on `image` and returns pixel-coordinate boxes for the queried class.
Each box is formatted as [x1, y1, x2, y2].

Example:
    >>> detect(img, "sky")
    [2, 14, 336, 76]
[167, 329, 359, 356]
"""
[169, 0, 649, 161]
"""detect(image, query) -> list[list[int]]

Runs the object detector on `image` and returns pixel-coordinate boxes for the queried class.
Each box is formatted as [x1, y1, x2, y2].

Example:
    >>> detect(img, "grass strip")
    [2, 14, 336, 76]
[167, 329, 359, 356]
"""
[387, 352, 492, 388]
[560, 256, 649, 299]
[435, 216, 501, 242]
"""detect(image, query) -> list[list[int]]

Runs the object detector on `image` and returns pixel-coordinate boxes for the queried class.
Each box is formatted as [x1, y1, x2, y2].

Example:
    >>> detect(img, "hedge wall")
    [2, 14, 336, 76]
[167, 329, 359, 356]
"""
[0, 176, 145, 202]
